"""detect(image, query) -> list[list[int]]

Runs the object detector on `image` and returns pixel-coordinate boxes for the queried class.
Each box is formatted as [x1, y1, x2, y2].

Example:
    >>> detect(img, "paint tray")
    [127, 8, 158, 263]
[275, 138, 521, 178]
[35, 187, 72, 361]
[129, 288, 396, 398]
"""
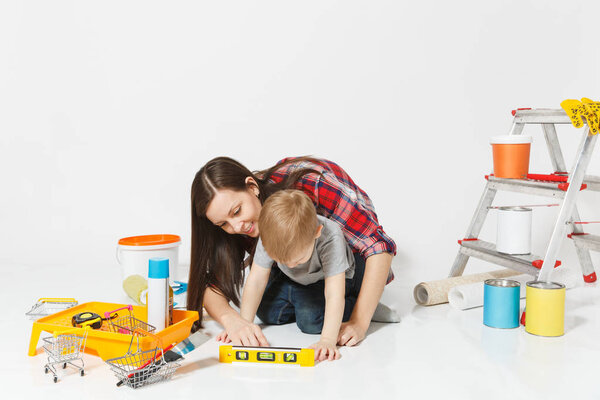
[28, 301, 198, 361]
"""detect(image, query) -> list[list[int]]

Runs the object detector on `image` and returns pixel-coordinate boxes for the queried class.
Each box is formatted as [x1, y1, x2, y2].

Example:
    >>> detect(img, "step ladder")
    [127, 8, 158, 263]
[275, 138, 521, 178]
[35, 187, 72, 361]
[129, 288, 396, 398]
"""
[449, 107, 600, 283]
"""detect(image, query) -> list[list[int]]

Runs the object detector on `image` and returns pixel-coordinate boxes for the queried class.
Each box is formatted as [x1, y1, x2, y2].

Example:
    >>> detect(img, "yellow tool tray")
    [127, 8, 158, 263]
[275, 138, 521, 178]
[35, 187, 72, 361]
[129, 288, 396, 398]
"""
[28, 301, 198, 360]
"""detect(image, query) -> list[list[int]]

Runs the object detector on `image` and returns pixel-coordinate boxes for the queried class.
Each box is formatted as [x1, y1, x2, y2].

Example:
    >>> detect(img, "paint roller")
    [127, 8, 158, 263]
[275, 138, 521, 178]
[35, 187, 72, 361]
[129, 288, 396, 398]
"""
[122, 274, 148, 305]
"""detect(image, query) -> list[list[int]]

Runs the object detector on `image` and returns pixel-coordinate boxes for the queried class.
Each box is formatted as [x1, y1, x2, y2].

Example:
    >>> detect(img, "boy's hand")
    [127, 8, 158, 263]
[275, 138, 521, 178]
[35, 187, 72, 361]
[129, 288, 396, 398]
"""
[216, 330, 232, 343]
[309, 339, 340, 361]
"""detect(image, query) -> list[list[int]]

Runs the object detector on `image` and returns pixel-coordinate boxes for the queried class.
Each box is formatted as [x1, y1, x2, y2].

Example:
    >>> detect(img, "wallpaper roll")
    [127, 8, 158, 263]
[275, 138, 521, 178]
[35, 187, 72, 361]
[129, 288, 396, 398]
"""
[448, 268, 579, 310]
[414, 270, 517, 306]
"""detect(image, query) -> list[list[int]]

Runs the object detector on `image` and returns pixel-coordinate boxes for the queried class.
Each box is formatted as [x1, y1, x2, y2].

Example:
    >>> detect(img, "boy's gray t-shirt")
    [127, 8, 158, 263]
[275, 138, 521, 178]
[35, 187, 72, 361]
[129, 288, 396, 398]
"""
[253, 215, 356, 285]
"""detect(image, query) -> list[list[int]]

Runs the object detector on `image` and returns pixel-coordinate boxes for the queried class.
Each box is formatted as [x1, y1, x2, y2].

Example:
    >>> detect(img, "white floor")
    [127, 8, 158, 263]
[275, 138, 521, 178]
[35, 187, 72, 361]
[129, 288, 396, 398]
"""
[4, 260, 600, 400]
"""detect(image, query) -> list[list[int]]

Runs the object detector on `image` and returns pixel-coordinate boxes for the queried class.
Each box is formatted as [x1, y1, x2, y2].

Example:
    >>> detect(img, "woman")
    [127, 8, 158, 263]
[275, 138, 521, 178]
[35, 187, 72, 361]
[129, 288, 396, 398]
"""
[188, 156, 396, 347]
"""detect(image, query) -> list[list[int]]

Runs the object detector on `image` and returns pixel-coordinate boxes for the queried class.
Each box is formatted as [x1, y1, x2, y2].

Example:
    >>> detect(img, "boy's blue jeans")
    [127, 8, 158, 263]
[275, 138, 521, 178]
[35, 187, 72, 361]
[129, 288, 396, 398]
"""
[256, 254, 366, 334]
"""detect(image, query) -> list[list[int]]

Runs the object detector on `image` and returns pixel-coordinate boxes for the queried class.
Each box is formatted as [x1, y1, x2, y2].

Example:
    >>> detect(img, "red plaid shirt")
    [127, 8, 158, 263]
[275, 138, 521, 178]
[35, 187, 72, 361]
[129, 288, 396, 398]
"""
[269, 157, 396, 283]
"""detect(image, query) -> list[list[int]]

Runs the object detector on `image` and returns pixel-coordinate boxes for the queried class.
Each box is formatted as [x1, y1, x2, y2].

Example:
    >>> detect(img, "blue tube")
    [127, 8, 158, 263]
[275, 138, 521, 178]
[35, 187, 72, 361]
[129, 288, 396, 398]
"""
[483, 279, 520, 329]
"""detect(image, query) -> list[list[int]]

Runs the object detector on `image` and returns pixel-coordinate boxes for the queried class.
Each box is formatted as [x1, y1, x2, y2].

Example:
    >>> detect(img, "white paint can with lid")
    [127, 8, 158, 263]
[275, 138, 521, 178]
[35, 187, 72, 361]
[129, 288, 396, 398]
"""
[117, 234, 181, 285]
[496, 206, 532, 255]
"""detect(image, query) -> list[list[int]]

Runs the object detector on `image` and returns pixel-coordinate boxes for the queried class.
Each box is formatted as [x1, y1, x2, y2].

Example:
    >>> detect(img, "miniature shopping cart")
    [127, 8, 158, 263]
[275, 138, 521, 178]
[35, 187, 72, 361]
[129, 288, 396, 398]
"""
[105, 328, 180, 389]
[104, 305, 156, 335]
[43, 325, 91, 383]
[26, 298, 78, 320]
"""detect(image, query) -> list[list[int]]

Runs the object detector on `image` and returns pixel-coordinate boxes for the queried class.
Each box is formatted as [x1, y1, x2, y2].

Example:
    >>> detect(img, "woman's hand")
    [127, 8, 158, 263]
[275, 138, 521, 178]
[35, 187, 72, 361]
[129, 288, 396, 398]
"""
[338, 253, 393, 346]
[309, 339, 340, 361]
[222, 314, 270, 347]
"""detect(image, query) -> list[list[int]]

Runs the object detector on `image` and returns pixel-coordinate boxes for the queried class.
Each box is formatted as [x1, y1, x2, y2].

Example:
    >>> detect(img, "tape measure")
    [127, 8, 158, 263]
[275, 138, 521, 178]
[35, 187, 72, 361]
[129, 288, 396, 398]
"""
[71, 311, 115, 329]
[219, 345, 314, 367]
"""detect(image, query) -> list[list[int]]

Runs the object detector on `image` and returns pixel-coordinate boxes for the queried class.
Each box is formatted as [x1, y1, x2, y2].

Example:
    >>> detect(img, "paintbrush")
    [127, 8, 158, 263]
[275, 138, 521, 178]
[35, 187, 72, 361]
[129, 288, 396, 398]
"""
[116, 330, 211, 387]
[163, 330, 211, 362]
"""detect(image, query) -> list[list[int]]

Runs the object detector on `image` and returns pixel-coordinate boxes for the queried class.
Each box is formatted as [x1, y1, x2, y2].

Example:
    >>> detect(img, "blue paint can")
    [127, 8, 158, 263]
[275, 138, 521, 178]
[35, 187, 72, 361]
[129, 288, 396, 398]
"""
[483, 279, 520, 329]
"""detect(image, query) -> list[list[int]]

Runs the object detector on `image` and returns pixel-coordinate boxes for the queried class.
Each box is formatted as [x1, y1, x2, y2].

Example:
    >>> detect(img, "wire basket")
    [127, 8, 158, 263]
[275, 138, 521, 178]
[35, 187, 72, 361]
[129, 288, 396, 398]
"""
[104, 305, 156, 335]
[43, 326, 89, 383]
[105, 328, 180, 389]
[26, 298, 78, 320]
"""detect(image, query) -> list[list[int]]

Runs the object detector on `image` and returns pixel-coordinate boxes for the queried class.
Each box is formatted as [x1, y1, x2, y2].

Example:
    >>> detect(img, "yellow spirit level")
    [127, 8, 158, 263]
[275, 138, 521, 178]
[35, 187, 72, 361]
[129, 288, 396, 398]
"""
[219, 345, 314, 367]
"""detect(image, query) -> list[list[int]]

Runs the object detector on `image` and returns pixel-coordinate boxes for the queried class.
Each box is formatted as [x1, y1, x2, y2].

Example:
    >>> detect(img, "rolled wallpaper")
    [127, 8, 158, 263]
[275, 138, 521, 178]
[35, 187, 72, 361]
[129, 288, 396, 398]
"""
[413, 269, 517, 306]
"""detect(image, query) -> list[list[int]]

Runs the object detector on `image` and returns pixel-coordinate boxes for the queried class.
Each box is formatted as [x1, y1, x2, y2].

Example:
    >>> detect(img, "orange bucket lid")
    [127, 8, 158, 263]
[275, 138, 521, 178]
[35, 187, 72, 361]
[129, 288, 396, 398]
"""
[118, 234, 181, 246]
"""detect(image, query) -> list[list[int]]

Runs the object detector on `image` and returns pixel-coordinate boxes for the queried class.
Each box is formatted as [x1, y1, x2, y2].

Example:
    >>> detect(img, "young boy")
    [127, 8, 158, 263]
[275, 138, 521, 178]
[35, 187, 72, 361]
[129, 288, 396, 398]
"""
[240, 189, 357, 361]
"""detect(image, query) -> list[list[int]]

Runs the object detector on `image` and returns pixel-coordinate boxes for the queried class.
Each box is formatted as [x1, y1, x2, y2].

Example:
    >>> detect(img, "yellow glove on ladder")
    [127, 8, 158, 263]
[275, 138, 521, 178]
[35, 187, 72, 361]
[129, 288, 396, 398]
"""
[561, 97, 600, 134]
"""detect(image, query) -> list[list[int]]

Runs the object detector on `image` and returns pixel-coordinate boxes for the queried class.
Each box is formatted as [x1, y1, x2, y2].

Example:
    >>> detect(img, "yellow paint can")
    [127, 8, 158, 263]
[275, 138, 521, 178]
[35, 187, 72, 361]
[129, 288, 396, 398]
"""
[525, 281, 566, 337]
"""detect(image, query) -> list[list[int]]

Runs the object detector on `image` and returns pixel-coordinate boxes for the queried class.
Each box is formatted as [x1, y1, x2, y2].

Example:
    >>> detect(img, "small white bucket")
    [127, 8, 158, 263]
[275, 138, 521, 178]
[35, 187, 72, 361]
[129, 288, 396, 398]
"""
[116, 234, 181, 285]
[496, 207, 532, 255]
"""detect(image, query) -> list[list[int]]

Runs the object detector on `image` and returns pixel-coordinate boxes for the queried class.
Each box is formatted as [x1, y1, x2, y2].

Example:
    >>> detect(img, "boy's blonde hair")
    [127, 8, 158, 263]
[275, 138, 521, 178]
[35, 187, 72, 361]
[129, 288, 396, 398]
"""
[259, 189, 318, 263]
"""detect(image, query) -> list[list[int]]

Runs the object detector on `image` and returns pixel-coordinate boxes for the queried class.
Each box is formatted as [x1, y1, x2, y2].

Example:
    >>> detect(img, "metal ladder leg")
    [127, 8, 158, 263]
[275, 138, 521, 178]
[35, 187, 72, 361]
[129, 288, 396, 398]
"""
[538, 127, 598, 282]
[509, 121, 525, 136]
[542, 123, 596, 281]
[542, 123, 568, 173]
[570, 214, 597, 280]
[449, 182, 497, 277]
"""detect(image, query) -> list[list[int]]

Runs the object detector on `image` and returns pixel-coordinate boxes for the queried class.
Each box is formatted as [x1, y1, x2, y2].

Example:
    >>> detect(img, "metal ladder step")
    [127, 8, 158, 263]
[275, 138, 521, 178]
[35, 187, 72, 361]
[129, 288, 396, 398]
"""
[584, 175, 600, 191]
[458, 239, 560, 276]
[568, 234, 600, 252]
[512, 108, 571, 124]
[485, 175, 595, 197]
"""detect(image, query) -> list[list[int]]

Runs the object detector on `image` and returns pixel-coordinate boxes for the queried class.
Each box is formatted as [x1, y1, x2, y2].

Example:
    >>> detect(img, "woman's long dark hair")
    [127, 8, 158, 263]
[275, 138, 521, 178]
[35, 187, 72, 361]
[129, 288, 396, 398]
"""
[188, 156, 321, 329]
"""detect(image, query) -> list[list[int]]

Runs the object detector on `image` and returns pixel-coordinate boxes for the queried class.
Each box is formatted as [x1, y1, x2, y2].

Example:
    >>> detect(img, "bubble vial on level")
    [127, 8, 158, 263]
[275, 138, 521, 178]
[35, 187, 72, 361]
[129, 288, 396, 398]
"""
[257, 352, 275, 361]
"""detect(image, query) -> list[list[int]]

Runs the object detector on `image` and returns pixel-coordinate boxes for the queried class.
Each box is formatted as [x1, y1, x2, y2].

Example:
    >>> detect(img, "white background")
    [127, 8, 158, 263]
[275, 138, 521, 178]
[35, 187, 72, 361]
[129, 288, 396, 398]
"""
[2, 0, 600, 280]
[4, 2, 600, 398]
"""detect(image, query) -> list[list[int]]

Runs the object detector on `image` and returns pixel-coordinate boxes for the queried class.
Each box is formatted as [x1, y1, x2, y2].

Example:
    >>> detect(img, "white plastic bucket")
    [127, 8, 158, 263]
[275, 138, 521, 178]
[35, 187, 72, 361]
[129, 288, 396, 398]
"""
[116, 234, 181, 285]
[490, 135, 532, 179]
[496, 207, 532, 255]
